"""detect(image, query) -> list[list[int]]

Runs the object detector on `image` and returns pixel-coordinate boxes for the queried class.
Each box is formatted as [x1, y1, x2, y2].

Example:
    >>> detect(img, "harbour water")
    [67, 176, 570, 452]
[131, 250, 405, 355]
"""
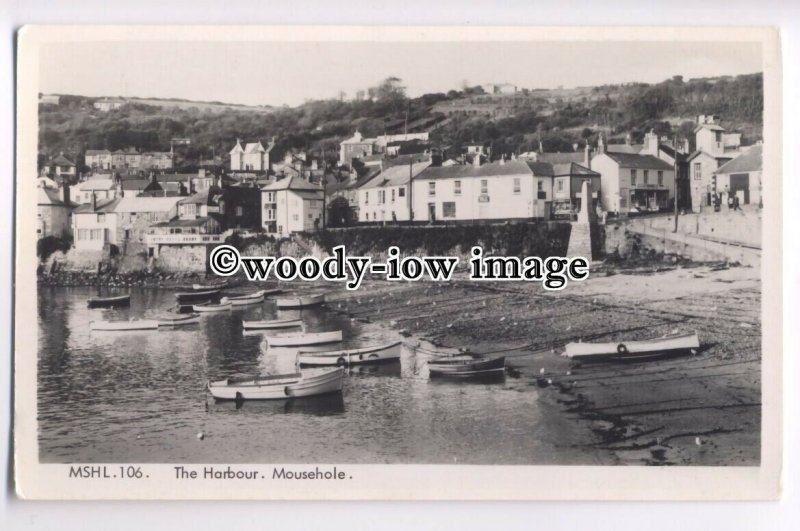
[38, 286, 564, 464]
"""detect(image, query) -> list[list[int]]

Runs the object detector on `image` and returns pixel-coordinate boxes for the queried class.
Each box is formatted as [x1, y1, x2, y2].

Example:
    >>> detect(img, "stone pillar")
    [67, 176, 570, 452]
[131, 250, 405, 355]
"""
[568, 180, 595, 260]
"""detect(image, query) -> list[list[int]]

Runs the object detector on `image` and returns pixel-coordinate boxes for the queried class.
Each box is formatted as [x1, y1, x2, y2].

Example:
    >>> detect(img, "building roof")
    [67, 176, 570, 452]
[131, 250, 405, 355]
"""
[551, 162, 600, 177]
[76, 178, 116, 191]
[416, 160, 531, 181]
[152, 217, 216, 228]
[361, 160, 432, 190]
[600, 152, 674, 171]
[262, 176, 323, 192]
[114, 196, 181, 213]
[120, 179, 152, 191]
[179, 189, 212, 205]
[52, 154, 75, 166]
[244, 142, 265, 154]
[85, 149, 112, 156]
[535, 152, 585, 164]
[686, 150, 733, 163]
[606, 143, 643, 155]
[38, 187, 76, 207]
[74, 197, 121, 214]
[693, 123, 725, 133]
[714, 144, 762, 175]
[525, 161, 554, 176]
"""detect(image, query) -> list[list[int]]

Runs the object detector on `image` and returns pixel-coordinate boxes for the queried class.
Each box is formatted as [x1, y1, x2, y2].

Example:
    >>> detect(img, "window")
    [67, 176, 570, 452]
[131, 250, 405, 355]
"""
[266, 192, 275, 202]
[537, 180, 543, 191]
[693, 163, 702, 180]
[480, 179, 488, 194]
[513, 177, 521, 194]
[657, 171, 664, 186]
[630, 169, 637, 186]
[267, 209, 275, 221]
[442, 202, 456, 218]
[235, 206, 243, 217]
[293, 214, 299, 221]
[643, 170, 649, 185]
[97, 213, 105, 223]
[454, 180, 462, 195]
[391, 189, 395, 203]
[428, 182, 436, 196]
[398, 187, 406, 197]
[378, 190, 385, 204]
[365, 191, 369, 204]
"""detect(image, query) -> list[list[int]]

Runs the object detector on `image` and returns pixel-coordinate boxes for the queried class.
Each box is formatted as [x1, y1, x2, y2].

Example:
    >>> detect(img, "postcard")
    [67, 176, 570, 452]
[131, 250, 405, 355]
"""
[14, 25, 782, 500]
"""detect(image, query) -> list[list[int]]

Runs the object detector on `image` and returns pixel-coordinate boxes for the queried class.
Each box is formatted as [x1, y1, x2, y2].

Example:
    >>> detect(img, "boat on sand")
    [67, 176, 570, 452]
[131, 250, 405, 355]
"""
[90, 319, 158, 331]
[562, 332, 700, 362]
[428, 354, 506, 377]
[275, 293, 325, 309]
[87, 294, 131, 308]
[267, 330, 342, 347]
[242, 318, 302, 330]
[298, 341, 402, 367]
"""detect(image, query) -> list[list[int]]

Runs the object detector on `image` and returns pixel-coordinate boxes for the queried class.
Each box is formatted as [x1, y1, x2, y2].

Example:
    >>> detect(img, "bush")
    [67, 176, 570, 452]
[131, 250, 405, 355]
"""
[37, 235, 72, 262]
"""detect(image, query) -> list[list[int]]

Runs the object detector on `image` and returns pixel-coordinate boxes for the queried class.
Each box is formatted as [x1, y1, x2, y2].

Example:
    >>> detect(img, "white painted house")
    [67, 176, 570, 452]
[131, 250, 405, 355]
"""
[358, 160, 431, 223]
[411, 159, 535, 223]
[230, 139, 274, 172]
[75, 178, 118, 204]
[591, 151, 675, 214]
[261, 176, 324, 236]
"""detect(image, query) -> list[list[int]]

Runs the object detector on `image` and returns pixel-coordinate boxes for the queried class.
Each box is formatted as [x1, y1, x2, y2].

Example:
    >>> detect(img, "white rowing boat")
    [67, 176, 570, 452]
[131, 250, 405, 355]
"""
[207, 367, 345, 401]
[275, 293, 325, 309]
[157, 314, 201, 326]
[297, 341, 402, 367]
[242, 318, 303, 330]
[563, 332, 700, 361]
[90, 319, 159, 331]
[267, 330, 343, 347]
[192, 302, 232, 313]
[221, 293, 265, 306]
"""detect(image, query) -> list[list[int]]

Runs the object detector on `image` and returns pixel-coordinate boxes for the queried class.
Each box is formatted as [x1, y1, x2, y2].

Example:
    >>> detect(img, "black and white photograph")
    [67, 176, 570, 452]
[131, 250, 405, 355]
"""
[13, 25, 782, 501]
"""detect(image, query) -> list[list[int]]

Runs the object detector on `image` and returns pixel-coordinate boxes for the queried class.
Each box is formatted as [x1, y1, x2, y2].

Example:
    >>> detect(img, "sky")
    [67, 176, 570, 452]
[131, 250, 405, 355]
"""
[39, 40, 763, 107]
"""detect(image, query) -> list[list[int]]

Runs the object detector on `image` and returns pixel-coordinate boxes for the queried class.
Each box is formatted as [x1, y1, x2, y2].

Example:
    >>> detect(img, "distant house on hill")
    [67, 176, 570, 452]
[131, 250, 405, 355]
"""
[94, 98, 126, 112]
[229, 138, 275, 172]
[50, 153, 76, 180]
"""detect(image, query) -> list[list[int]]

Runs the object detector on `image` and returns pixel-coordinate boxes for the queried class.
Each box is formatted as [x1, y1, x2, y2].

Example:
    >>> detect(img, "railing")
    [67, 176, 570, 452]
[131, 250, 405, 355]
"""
[146, 232, 229, 245]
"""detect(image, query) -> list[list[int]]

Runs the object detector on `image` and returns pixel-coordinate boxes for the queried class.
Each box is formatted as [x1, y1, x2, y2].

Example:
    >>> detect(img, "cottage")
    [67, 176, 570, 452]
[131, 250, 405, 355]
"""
[50, 153, 76, 180]
[75, 178, 118, 204]
[591, 148, 675, 214]
[71, 197, 120, 251]
[687, 115, 744, 211]
[230, 139, 274, 172]
[358, 160, 431, 223]
[111, 147, 142, 170]
[412, 158, 536, 223]
[37, 183, 76, 239]
[85, 149, 113, 170]
[338, 130, 377, 167]
[525, 159, 600, 219]
[261, 176, 324, 236]
[713, 144, 763, 207]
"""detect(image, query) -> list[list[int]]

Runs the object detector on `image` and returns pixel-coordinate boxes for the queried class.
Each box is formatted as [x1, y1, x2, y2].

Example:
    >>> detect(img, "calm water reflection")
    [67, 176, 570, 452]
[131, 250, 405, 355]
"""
[38, 286, 554, 464]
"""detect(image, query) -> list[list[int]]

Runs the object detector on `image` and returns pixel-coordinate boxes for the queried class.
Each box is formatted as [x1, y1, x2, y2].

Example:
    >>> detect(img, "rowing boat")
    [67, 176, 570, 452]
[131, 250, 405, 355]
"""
[90, 319, 159, 331]
[275, 293, 325, 309]
[242, 318, 303, 330]
[562, 332, 700, 361]
[267, 330, 343, 347]
[157, 313, 201, 326]
[207, 367, 345, 401]
[175, 289, 220, 302]
[87, 294, 131, 308]
[221, 291, 265, 306]
[428, 354, 506, 377]
[192, 302, 232, 312]
[298, 341, 402, 367]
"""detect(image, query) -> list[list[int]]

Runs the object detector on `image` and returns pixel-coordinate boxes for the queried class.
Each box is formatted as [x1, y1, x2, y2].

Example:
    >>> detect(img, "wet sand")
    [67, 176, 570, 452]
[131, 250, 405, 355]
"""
[322, 261, 762, 466]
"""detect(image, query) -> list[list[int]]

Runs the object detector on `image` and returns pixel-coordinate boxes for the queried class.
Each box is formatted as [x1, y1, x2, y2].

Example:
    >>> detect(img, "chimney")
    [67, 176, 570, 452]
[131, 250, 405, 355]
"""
[499, 155, 505, 166]
[187, 173, 194, 194]
[473, 154, 481, 168]
[625, 133, 632, 146]
[598, 133, 606, 154]
[62, 181, 70, 205]
[584, 144, 591, 168]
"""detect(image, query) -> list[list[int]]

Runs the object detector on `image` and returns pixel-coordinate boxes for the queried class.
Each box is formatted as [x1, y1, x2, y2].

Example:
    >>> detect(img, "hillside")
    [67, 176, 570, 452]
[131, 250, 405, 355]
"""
[37, 73, 763, 171]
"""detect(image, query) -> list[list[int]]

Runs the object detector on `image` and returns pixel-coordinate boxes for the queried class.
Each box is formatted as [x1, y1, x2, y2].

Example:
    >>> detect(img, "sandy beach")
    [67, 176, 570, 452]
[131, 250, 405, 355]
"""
[322, 259, 762, 466]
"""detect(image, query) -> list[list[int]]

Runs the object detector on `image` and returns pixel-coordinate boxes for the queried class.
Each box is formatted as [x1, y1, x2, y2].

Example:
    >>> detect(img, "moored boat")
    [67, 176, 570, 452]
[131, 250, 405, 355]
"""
[275, 293, 325, 309]
[221, 291, 265, 306]
[242, 318, 303, 330]
[87, 294, 131, 308]
[562, 332, 700, 362]
[428, 354, 506, 377]
[267, 330, 343, 347]
[90, 319, 159, 331]
[175, 289, 220, 303]
[298, 341, 402, 367]
[157, 313, 201, 326]
[207, 367, 345, 401]
[192, 301, 232, 313]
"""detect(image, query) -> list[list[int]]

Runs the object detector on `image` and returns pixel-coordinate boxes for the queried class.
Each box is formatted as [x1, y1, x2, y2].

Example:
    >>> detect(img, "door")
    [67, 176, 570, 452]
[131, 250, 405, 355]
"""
[730, 173, 750, 204]
[428, 203, 436, 223]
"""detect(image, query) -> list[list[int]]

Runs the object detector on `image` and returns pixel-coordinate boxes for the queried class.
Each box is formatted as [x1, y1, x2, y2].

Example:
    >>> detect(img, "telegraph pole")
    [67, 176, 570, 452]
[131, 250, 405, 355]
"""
[673, 134, 679, 232]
